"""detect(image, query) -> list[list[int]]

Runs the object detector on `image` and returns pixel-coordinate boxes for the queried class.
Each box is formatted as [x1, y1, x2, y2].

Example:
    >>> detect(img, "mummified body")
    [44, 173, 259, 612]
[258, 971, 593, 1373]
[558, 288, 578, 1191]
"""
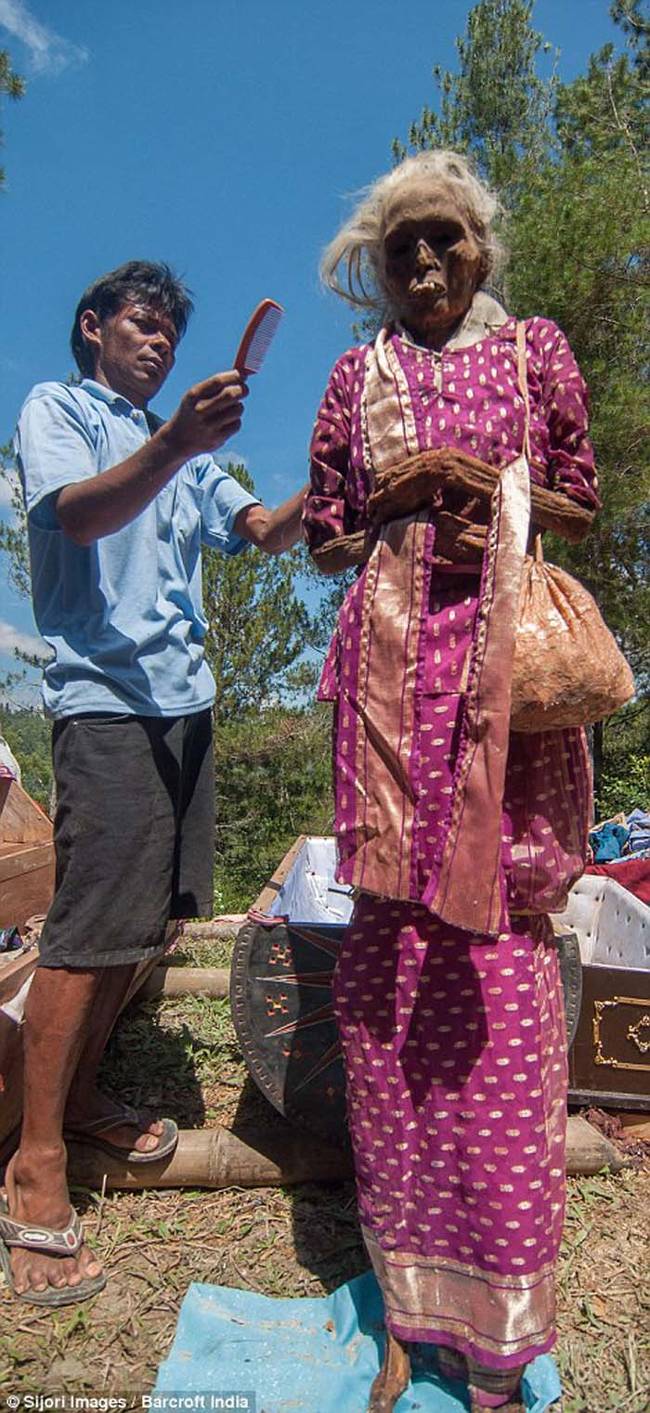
[305, 152, 599, 1413]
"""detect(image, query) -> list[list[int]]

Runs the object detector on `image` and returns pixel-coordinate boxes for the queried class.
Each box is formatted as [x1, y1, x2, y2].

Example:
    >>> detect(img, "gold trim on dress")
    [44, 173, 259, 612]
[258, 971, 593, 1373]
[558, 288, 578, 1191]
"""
[363, 1227, 556, 1356]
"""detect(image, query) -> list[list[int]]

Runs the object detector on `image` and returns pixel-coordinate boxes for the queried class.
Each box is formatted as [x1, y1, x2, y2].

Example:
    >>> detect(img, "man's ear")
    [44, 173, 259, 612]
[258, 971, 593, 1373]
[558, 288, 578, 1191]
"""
[79, 309, 102, 368]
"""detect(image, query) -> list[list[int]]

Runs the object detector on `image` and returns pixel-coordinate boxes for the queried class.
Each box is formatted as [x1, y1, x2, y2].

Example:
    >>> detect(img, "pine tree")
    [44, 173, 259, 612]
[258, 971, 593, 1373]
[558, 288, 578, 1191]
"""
[201, 464, 315, 724]
[393, 0, 649, 805]
[0, 50, 25, 190]
[394, 0, 557, 201]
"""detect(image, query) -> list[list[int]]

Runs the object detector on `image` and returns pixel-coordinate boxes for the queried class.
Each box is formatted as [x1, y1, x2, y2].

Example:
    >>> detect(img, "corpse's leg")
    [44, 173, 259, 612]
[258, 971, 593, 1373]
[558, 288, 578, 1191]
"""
[367, 1331, 411, 1413]
[4, 966, 105, 1297]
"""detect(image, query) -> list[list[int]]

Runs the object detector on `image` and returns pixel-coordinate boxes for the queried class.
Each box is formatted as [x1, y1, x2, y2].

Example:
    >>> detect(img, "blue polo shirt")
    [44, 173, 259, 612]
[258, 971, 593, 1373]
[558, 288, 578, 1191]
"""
[15, 379, 259, 719]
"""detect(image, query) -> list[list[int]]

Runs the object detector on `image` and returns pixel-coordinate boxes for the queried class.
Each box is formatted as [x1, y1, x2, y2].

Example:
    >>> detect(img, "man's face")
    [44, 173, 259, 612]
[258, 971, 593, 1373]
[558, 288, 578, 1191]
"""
[81, 301, 178, 406]
[382, 182, 484, 345]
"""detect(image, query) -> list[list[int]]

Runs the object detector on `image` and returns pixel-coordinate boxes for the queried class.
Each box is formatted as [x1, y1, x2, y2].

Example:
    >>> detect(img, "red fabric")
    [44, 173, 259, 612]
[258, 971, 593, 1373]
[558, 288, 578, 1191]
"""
[585, 859, 650, 905]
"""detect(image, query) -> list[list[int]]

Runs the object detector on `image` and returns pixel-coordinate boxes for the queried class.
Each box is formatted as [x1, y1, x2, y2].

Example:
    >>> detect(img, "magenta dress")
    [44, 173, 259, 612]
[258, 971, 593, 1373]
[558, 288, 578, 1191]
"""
[304, 305, 599, 1402]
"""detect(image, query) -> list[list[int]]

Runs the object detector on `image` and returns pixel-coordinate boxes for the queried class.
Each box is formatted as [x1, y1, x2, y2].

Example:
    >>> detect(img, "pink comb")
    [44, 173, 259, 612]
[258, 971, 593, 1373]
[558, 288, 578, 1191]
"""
[234, 298, 284, 375]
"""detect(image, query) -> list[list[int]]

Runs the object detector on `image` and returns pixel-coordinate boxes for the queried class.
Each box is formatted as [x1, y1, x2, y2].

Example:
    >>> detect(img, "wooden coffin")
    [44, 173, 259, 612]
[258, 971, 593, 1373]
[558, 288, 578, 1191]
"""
[0, 777, 55, 1141]
[231, 837, 650, 1146]
[553, 874, 650, 1112]
[0, 950, 164, 1153]
[0, 776, 55, 931]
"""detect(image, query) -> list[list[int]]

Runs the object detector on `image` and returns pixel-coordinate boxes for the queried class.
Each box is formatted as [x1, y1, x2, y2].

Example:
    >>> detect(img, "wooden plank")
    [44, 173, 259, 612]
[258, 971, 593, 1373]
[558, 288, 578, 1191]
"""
[0, 949, 38, 1006]
[0, 843, 54, 883]
[618, 1112, 650, 1141]
[251, 834, 307, 916]
[0, 779, 55, 932]
[0, 778, 52, 845]
[0, 856, 55, 930]
[0, 1013, 24, 1152]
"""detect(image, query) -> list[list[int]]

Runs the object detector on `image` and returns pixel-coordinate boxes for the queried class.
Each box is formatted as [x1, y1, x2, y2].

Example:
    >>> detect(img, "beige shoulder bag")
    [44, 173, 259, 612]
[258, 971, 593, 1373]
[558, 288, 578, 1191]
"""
[510, 322, 635, 731]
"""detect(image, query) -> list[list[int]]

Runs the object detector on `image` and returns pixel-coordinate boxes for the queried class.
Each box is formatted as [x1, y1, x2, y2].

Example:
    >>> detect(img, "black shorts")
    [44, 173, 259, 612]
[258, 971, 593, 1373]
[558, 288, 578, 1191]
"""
[38, 710, 214, 969]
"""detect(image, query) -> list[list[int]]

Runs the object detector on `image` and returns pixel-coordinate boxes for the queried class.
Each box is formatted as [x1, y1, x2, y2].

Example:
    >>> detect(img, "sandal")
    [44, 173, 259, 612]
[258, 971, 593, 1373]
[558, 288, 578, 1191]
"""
[64, 1103, 178, 1164]
[0, 1196, 106, 1307]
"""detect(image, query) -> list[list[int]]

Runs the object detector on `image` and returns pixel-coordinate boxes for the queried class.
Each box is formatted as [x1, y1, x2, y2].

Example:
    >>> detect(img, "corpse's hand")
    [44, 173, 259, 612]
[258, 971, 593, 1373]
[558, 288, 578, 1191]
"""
[162, 370, 249, 460]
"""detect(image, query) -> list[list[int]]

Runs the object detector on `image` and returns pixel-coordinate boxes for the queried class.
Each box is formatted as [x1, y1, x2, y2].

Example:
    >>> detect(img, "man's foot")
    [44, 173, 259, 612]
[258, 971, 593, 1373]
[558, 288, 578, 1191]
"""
[367, 1331, 411, 1412]
[64, 1087, 175, 1157]
[1, 1150, 104, 1302]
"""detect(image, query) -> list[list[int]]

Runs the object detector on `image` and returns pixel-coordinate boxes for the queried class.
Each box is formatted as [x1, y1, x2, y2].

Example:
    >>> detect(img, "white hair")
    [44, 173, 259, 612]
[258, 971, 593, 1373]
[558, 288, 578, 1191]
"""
[320, 150, 506, 313]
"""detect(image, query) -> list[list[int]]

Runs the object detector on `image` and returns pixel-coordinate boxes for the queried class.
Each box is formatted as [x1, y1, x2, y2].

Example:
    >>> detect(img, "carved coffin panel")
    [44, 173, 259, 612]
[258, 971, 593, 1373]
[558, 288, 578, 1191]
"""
[231, 920, 600, 1146]
[569, 965, 650, 1110]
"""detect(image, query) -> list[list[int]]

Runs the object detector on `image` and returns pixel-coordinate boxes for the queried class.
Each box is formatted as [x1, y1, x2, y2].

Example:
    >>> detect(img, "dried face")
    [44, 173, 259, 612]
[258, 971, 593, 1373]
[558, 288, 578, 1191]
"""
[381, 182, 484, 345]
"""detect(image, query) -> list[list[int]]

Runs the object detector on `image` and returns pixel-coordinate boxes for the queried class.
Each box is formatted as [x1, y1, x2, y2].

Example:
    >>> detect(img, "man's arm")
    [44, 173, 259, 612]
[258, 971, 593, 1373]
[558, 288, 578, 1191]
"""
[234, 485, 308, 555]
[56, 372, 248, 545]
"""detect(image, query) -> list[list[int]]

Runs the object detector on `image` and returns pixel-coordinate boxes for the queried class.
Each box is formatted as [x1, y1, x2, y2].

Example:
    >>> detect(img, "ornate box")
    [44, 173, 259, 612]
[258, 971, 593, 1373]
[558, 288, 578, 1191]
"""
[553, 874, 650, 1112]
[232, 837, 650, 1145]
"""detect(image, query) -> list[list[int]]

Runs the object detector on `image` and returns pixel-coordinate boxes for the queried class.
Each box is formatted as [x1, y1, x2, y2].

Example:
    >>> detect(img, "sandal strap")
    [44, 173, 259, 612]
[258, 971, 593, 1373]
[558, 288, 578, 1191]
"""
[0, 1206, 82, 1256]
[66, 1103, 139, 1137]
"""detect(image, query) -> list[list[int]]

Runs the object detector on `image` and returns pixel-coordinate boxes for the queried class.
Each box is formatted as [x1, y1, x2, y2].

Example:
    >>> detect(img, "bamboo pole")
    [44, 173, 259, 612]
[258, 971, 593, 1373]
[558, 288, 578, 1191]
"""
[139, 965, 230, 999]
[182, 920, 243, 939]
[65, 1115, 625, 1192]
[67, 1124, 352, 1189]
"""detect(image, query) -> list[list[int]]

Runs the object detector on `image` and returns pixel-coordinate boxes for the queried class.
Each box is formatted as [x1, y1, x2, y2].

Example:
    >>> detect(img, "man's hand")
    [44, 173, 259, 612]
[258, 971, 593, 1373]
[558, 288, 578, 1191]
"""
[235, 484, 308, 555]
[57, 370, 248, 546]
[162, 371, 249, 461]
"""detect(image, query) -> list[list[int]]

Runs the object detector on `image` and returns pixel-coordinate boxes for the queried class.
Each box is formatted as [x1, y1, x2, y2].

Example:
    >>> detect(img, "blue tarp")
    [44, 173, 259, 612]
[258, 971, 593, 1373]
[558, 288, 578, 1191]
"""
[155, 1271, 561, 1412]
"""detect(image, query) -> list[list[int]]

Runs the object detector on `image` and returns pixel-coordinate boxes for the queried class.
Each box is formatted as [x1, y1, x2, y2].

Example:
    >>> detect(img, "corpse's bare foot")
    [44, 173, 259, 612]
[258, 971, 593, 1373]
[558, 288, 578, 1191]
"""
[367, 1331, 411, 1412]
[2, 1149, 103, 1299]
[64, 1086, 166, 1154]
[470, 1402, 523, 1412]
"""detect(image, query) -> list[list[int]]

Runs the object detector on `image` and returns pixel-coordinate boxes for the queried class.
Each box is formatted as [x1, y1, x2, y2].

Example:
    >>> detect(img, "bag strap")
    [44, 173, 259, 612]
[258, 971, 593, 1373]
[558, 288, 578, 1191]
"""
[515, 321, 532, 463]
[515, 319, 540, 559]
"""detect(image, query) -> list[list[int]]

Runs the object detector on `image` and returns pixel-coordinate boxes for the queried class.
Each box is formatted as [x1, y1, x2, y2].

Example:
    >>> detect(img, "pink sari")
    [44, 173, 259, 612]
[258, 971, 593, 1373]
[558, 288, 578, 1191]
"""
[305, 298, 599, 1402]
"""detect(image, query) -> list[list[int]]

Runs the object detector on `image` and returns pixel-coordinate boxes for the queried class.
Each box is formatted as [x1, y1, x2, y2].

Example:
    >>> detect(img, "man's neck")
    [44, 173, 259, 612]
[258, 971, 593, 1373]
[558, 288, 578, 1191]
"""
[91, 366, 148, 409]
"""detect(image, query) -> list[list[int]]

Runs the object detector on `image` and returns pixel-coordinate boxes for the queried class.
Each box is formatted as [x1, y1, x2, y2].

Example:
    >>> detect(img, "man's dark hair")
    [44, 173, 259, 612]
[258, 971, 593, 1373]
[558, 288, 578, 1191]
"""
[70, 260, 194, 376]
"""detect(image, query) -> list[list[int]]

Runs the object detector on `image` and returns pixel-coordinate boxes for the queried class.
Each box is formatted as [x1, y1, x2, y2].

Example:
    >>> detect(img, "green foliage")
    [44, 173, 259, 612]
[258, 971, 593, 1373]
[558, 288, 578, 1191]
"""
[213, 704, 333, 910]
[0, 443, 30, 600]
[506, 11, 649, 684]
[597, 699, 650, 817]
[394, 0, 558, 200]
[394, 0, 649, 799]
[202, 463, 316, 722]
[203, 465, 335, 905]
[0, 50, 25, 190]
[0, 706, 52, 812]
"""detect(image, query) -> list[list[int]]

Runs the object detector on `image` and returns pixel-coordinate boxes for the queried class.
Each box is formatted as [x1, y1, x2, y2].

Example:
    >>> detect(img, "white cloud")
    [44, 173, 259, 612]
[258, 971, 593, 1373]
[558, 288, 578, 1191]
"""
[0, 0, 88, 75]
[0, 619, 49, 660]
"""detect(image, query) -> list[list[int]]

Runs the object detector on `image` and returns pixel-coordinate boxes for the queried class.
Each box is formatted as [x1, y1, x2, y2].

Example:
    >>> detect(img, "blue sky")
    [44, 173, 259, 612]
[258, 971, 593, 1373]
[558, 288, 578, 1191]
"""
[0, 0, 621, 702]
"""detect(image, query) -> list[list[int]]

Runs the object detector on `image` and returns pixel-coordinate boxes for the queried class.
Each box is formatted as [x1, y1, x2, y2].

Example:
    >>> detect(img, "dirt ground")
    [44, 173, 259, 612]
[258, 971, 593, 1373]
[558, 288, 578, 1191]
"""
[1, 934, 648, 1412]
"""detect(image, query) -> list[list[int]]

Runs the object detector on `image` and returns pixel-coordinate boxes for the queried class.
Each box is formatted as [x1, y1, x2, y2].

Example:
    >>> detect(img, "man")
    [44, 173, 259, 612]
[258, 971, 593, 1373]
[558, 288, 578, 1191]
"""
[1, 261, 306, 1306]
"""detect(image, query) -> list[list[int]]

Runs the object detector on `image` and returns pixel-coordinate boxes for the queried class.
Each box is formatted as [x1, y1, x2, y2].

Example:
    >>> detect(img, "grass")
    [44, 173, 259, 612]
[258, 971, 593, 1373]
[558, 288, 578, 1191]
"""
[0, 931, 648, 1410]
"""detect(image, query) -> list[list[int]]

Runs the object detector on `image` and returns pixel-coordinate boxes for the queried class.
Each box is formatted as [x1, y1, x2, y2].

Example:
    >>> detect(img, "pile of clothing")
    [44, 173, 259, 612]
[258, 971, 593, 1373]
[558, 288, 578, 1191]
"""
[587, 807, 650, 904]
